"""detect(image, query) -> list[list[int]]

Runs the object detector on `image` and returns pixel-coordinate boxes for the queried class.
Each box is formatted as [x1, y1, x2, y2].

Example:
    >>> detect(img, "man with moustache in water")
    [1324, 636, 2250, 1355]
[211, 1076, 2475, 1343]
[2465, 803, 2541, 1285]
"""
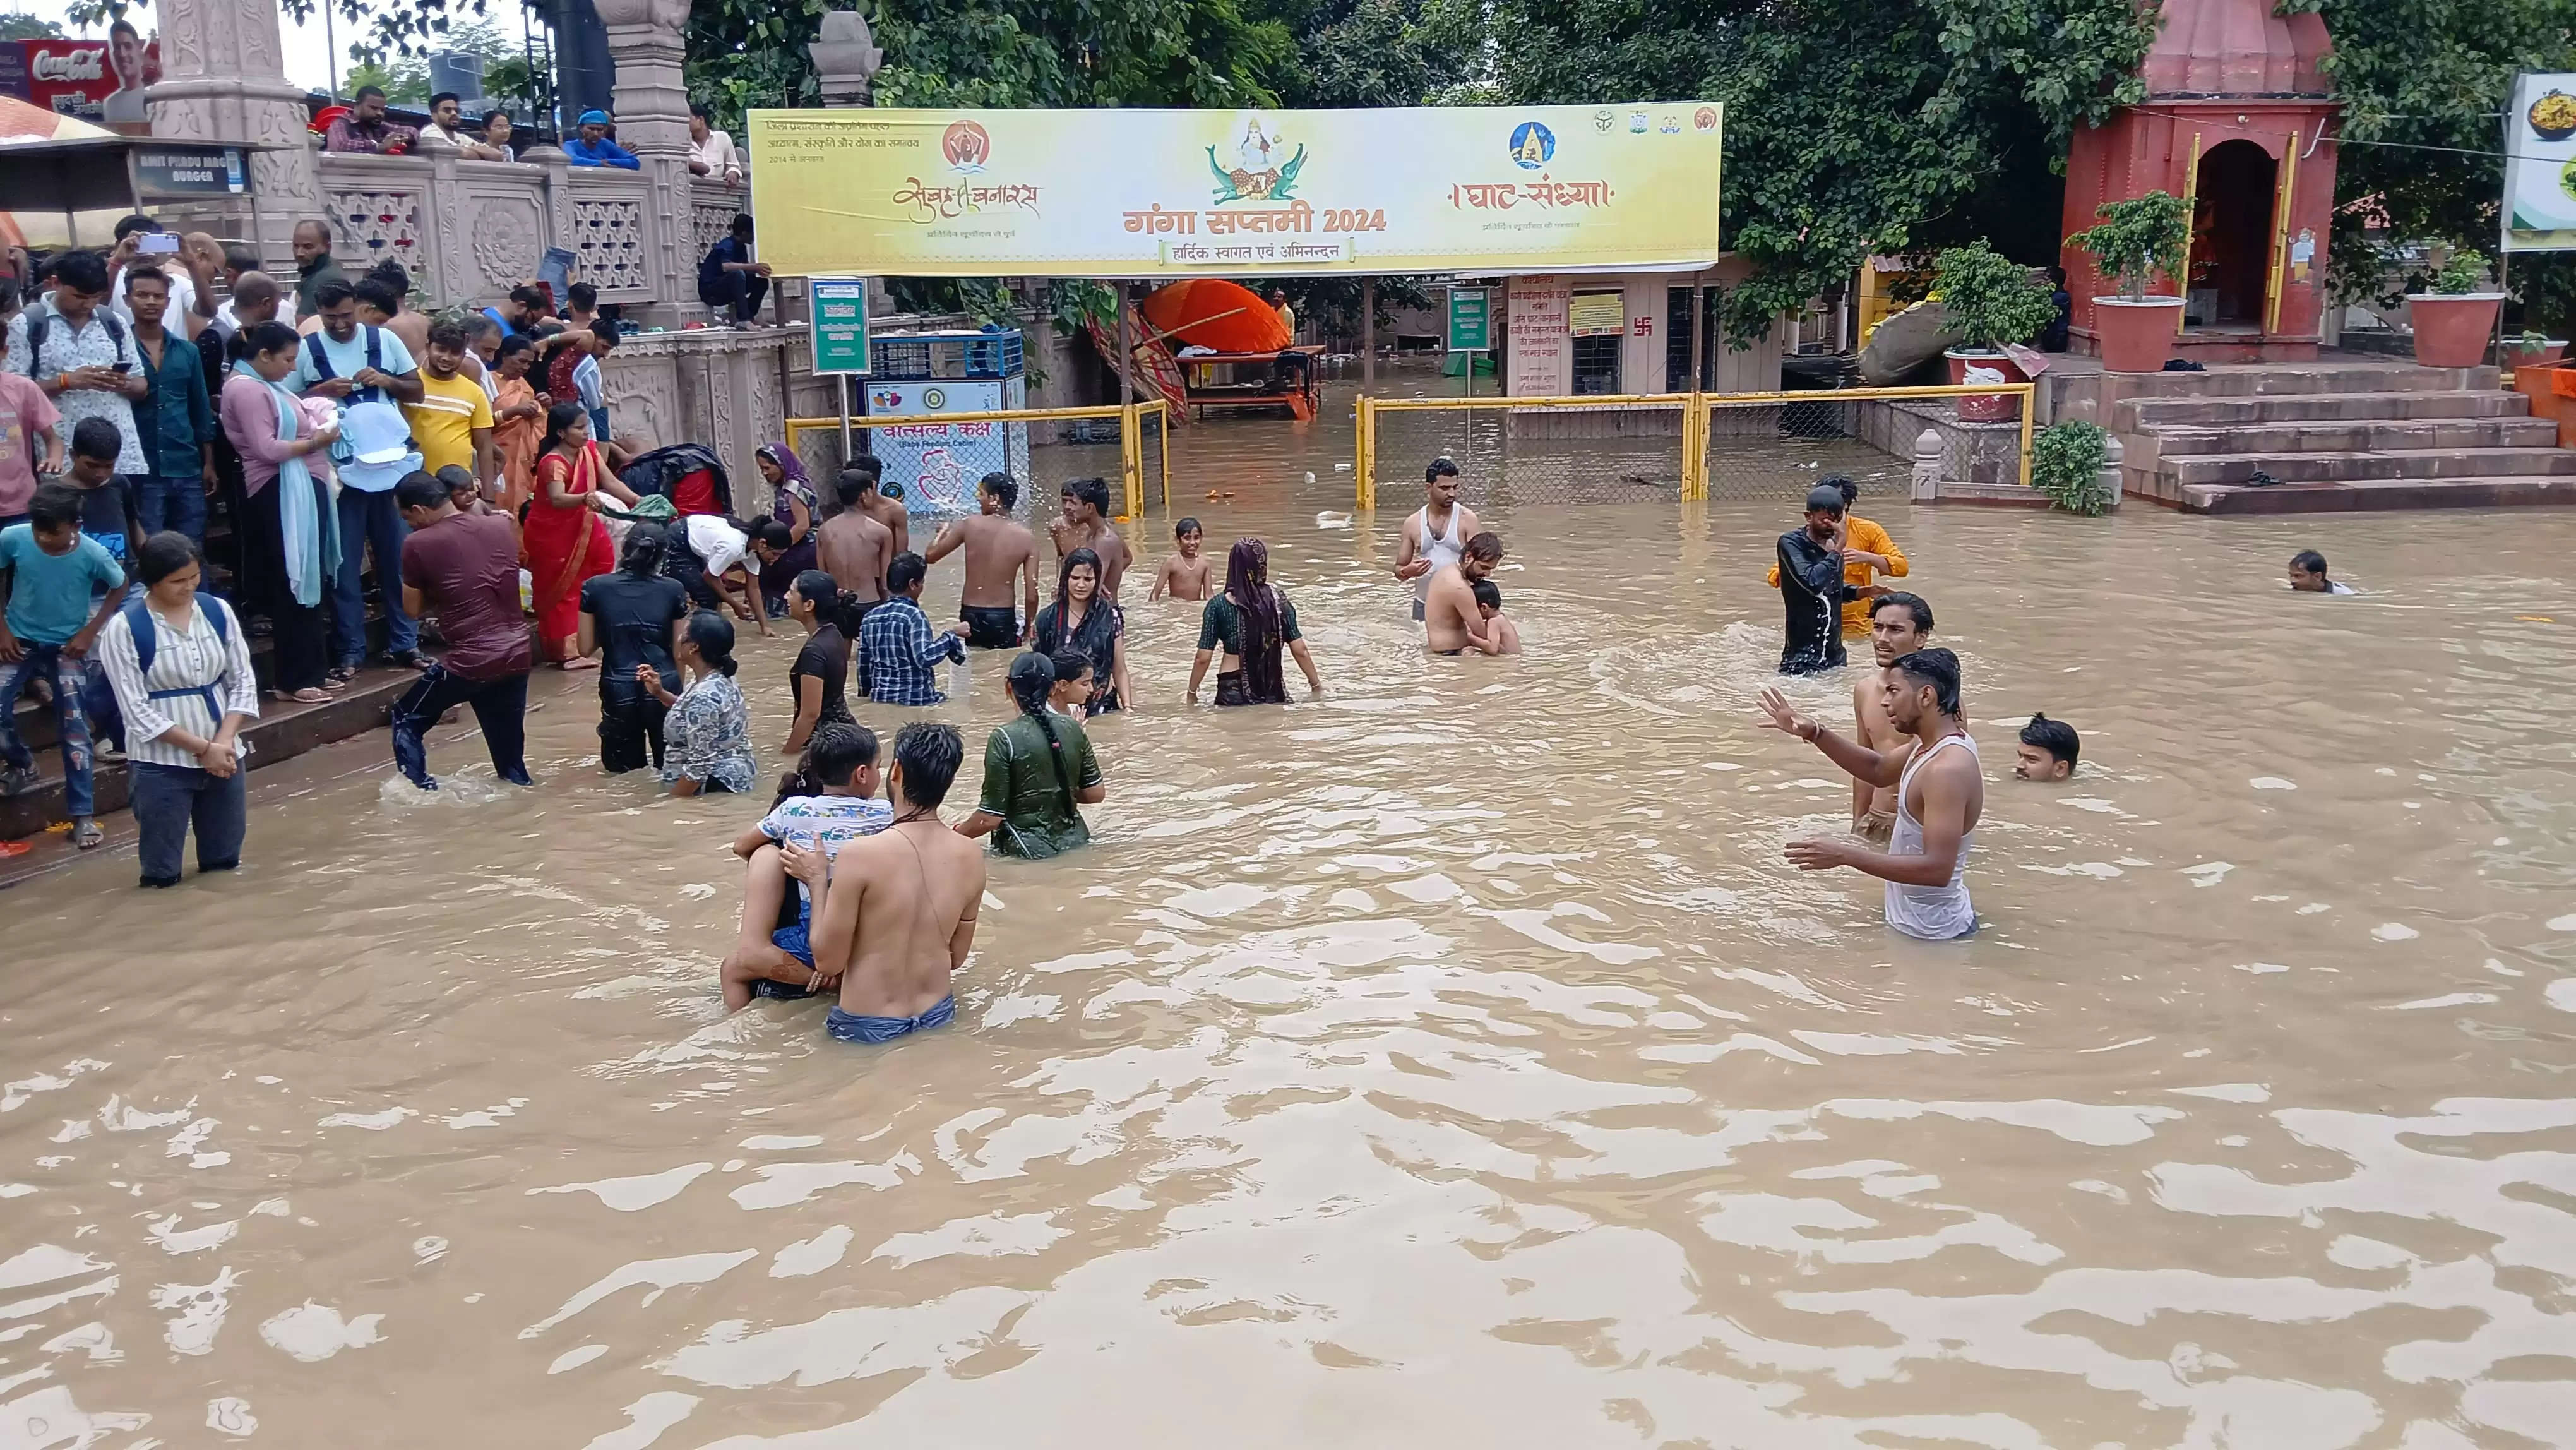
[1849, 591, 1935, 841]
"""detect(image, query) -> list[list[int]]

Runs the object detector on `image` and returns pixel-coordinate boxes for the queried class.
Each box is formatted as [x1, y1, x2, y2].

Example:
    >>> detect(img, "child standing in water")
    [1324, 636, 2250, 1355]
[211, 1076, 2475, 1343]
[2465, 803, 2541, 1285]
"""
[1469, 580, 1522, 656]
[1148, 517, 1213, 601]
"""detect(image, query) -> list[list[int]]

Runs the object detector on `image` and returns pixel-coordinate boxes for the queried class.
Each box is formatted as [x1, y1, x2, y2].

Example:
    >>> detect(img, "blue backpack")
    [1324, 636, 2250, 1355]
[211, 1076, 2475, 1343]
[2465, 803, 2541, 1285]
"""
[120, 593, 232, 676]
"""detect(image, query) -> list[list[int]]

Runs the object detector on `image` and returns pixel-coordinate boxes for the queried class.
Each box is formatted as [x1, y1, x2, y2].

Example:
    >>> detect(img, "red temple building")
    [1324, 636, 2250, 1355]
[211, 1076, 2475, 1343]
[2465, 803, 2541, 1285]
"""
[2058, 0, 2340, 362]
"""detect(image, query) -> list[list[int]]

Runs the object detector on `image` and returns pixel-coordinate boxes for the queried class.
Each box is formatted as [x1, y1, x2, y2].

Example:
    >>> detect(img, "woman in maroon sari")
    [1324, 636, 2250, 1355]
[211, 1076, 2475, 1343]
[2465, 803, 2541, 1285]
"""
[525, 402, 640, 668]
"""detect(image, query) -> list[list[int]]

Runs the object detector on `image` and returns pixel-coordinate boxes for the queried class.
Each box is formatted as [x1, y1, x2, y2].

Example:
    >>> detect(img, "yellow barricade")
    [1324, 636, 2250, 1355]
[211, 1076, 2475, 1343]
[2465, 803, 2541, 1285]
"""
[1356, 386, 2035, 508]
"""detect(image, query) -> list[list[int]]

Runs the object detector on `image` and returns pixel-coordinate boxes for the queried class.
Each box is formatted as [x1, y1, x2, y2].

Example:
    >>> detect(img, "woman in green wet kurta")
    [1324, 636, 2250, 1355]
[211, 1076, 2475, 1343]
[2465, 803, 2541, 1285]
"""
[957, 653, 1107, 858]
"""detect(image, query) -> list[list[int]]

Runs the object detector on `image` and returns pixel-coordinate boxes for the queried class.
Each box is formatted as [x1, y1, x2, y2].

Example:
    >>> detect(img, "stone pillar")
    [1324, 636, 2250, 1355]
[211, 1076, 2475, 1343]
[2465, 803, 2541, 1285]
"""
[810, 12, 885, 105]
[1909, 429, 1944, 502]
[143, 0, 323, 268]
[595, 0, 695, 323]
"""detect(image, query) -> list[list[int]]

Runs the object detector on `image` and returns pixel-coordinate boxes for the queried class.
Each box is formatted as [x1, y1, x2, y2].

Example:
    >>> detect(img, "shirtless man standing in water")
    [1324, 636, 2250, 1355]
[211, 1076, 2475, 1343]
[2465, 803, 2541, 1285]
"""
[1758, 648, 1983, 942]
[816, 471, 893, 614]
[782, 722, 987, 1044]
[1051, 476, 1131, 599]
[1850, 591, 1934, 840]
[1424, 531, 1503, 655]
[925, 471, 1039, 647]
[844, 458, 909, 563]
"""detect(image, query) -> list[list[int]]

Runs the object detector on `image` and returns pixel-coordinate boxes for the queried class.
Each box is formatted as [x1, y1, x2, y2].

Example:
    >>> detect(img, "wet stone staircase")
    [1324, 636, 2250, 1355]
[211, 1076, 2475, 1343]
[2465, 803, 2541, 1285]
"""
[2111, 364, 2576, 513]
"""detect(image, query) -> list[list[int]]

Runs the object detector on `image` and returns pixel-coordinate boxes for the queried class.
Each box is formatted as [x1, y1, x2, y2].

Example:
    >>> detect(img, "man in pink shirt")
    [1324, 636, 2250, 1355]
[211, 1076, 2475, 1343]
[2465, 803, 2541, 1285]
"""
[0, 370, 64, 530]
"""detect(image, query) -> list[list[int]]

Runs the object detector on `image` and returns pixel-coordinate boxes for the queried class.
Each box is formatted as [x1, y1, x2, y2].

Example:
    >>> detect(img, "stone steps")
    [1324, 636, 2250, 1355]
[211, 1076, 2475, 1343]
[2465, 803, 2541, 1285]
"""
[2160, 446, 2576, 488]
[2108, 362, 2499, 400]
[2164, 476, 2576, 515]
[2120, 389, 2537, 429]
[2149, 417, 2561, 457]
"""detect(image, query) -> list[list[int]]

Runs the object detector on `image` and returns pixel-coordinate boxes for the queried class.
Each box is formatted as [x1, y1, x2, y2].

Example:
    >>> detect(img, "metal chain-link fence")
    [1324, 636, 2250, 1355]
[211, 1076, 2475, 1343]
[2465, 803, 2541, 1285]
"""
[1357, 388, 2031, 508]
[784, 402, 1169, 530]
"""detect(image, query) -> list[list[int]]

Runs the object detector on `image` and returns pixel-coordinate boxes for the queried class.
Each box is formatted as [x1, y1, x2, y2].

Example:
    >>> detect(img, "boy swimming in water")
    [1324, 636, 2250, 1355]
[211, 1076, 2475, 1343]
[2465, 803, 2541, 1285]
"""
[2015, 714, 2079, 780]
[1148, 517, 1213, 601]
[1469, 579, 1521, 655]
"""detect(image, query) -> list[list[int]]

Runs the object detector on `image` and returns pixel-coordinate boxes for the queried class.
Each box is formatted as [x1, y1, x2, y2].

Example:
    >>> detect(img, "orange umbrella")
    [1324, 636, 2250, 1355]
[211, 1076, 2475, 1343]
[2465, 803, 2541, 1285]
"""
[1140, 278, 1290, 354]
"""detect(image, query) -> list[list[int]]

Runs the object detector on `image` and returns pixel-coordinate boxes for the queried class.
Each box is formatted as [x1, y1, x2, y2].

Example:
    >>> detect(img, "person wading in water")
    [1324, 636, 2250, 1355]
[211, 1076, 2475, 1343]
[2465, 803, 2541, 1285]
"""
[1186, 537, 1322, 705]
[1392, 457, 1476, 625]
[924, 471, 1039, 649]
[1756, 647, 1983, 941]
[1775, 483, 1876, 675]
[1849, 590, 1934, 841]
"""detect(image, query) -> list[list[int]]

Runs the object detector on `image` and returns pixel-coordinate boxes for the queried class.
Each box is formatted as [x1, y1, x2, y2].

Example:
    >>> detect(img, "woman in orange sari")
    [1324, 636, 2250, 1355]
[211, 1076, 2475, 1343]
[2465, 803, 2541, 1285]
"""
[489, 335, 544, 514]
[527, 402, 640, 668]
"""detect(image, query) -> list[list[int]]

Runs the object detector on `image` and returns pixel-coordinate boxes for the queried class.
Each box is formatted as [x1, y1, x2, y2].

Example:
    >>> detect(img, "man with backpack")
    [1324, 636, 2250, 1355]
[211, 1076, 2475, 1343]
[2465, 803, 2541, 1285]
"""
[291, 280, 427, 678]
[4, 251, 148, 484]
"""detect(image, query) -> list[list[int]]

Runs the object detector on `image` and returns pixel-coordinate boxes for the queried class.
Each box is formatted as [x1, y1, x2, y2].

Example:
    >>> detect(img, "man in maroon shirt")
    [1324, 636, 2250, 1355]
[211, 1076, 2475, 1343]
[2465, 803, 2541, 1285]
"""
[391, 471, 534, 789]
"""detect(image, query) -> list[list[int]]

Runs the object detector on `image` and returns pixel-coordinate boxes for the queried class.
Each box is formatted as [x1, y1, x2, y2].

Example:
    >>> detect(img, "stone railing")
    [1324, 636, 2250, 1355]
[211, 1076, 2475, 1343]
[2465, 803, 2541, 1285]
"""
[311, 150, 746, 316]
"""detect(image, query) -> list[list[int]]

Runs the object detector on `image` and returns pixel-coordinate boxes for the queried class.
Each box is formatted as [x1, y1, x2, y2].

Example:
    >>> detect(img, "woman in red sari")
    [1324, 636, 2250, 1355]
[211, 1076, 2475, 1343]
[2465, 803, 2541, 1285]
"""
[527, 402, 640, 669]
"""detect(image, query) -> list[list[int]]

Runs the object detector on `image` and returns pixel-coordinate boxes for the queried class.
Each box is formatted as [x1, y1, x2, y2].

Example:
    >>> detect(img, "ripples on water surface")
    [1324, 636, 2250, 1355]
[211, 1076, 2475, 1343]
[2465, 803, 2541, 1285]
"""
[5, 404, 2576, 1447]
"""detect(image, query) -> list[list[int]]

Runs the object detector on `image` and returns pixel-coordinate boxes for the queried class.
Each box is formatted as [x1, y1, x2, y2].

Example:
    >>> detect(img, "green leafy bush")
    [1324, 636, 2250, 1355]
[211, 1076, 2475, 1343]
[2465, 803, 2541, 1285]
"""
[1933, 243, 2059, 352]
[2029, 420, 2114, 517]
[2434, 250, 2492, 295]
[2068, 191, 2190, 300]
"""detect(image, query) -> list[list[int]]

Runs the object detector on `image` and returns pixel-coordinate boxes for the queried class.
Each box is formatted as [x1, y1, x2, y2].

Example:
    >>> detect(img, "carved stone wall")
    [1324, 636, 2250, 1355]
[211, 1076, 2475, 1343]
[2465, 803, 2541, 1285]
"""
[142, 0, 320, 264]
[606, 327, 813, 497]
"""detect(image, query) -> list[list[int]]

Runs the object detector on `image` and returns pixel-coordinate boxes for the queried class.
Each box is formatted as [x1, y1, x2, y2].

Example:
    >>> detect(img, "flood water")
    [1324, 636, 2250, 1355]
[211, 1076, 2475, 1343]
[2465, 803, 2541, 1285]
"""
[6, 379, 2576, 1448]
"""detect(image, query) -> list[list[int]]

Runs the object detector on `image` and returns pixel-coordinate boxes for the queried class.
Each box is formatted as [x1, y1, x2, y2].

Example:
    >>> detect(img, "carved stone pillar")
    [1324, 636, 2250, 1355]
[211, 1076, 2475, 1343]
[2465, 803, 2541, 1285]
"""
[810, 12, 884, 105]
[143, 0, 322, 268]
[595, 0, 693, 321]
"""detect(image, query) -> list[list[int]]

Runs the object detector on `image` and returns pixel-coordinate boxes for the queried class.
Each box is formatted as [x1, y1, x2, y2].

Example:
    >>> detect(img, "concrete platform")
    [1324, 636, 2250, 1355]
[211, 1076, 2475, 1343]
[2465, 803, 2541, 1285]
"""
[0, 666, 421, 844]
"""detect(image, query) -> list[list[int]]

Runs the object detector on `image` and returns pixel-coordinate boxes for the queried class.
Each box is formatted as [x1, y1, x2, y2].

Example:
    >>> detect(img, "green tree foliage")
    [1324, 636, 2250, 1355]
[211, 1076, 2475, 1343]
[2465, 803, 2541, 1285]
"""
[1476, 0, 2159, 343]
[342, 18, 537, 107]
[0, 10, 66, 38]
[2291, 0, 2576, 328]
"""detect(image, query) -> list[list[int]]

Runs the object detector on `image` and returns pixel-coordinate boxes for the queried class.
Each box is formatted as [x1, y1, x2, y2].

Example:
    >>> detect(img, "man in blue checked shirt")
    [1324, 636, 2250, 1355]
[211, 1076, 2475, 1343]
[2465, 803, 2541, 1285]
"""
[859, 551, 967, 706]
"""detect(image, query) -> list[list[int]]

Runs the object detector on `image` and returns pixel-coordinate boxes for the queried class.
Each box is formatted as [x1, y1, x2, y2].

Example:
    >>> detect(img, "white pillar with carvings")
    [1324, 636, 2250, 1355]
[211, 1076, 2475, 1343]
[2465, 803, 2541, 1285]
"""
[595, 0, 696, 323]
[142, 0, 323, 267]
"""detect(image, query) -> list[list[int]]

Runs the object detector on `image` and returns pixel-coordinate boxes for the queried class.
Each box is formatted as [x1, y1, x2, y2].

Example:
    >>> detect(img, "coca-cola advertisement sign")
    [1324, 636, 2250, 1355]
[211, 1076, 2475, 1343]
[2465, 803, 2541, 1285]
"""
[8, 33, 160, 129]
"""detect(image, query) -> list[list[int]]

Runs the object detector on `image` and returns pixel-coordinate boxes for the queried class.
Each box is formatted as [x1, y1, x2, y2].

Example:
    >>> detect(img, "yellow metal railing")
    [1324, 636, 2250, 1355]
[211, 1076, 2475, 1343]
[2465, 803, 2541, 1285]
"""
[1355, 385, 2037, 507]
[785, 399, 1169, 521]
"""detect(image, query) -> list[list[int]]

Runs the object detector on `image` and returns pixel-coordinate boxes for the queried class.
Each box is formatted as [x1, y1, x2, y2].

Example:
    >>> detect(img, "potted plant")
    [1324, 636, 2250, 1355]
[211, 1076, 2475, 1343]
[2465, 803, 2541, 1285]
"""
[2028, 420, 2116, 516]
[1933, 242, 2058, 422]
[2068, 190, 2190, 373]
[2407, 249, 2505, 369]
[2500, 328, 2565, 371]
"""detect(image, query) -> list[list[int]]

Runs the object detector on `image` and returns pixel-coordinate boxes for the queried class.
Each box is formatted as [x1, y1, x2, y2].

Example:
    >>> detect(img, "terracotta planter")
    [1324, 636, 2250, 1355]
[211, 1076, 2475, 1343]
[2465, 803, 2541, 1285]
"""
[2500, 340, 2567, 371]
[1944, 349, 2025, 422]
[2406, 294, 2505, 369]
[2091, 296, 2185, 373]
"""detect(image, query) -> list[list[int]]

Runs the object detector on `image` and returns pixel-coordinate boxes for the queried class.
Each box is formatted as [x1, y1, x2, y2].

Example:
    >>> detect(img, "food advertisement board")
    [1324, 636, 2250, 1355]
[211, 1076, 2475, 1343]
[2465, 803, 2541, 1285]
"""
[2504, 73, 2576, 252]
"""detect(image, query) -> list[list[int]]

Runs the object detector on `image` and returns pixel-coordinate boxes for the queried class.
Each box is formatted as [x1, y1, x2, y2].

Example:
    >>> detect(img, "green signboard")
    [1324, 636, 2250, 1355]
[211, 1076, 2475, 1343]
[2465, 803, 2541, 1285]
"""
[1446, 285, 1492, 352]
[809, 277, 872, 375]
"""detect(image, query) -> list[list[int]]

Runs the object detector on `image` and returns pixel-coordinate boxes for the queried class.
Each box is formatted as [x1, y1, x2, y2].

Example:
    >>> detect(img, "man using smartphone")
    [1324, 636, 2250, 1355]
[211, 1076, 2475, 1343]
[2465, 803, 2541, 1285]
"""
[3, 250, 148, 487]
[105, 215, 218, 342]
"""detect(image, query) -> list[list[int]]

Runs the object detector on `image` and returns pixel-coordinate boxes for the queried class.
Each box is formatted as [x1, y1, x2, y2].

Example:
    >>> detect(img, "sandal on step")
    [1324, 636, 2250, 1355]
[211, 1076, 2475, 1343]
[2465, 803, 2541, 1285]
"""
[73, 819, 104, 851]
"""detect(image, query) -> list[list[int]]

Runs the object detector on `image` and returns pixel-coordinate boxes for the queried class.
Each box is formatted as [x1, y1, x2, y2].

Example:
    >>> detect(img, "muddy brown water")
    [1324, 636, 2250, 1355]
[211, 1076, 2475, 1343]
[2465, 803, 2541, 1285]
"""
[5, 382, 2576, 1447]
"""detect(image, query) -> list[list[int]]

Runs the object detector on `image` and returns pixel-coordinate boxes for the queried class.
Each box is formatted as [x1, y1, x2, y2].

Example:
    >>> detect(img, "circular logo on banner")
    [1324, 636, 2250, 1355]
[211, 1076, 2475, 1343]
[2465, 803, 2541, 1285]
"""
[942, 121, 991, 172]
[1694, 106, 1719, 132]
[923, 388, 947, 410]
[1508, 121, 1554, 170]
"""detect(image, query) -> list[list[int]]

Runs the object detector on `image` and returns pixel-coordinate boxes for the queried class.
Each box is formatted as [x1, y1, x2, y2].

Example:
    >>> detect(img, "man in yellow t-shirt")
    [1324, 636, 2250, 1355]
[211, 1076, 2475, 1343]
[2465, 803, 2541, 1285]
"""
[403, 315, 496, 495]
[1766, 474, 1907, 634]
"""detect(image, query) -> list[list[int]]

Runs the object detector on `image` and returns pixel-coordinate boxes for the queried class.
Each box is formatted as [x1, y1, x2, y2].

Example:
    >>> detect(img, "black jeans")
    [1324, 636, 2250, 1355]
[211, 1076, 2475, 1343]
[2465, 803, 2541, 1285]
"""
[598, 683, 667, 774]
[390, 664, 530, 789]
[700, 271, 769, 324]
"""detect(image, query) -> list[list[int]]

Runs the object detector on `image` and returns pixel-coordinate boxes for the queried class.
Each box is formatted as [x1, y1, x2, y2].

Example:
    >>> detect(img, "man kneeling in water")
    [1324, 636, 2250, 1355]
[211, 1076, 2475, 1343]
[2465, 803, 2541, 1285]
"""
[719, 723, 890, 1009]
[1758, 647, 1983, 941]
[780, 722, 987, 1043]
